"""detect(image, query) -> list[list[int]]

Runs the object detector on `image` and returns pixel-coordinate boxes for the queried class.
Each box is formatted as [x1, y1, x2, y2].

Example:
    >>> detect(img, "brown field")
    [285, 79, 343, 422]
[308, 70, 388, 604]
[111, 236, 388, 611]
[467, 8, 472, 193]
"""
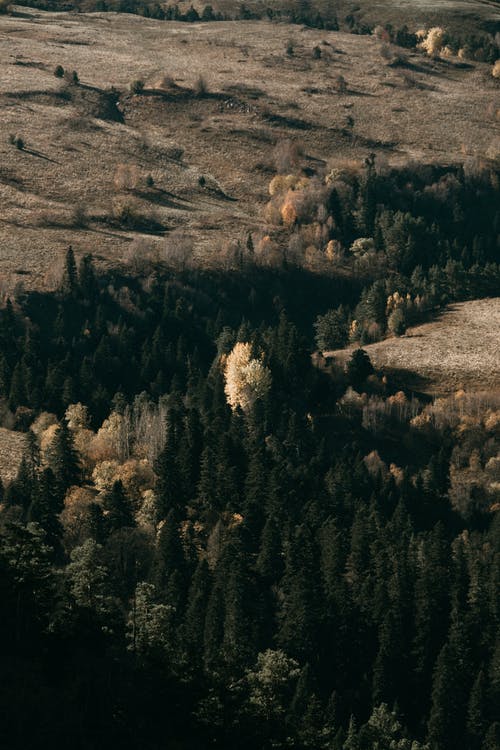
[0, 8, 499, 289]
[0, 427, 27, 485]
[323, 298, 500, 395]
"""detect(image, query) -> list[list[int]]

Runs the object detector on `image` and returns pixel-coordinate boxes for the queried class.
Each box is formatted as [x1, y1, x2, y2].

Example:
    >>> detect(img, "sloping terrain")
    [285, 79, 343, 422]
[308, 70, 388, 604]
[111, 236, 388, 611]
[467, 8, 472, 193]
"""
[219, 0, 500, 34]
[0, 8, 499, 289]
[0, 427, 27, 485]
[324, 298, 500, 395]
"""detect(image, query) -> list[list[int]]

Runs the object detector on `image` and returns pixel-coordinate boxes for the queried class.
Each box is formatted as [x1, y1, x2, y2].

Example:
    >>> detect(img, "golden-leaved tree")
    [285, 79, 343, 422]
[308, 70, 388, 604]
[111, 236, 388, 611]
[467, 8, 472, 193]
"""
[224, 342, 272, 413]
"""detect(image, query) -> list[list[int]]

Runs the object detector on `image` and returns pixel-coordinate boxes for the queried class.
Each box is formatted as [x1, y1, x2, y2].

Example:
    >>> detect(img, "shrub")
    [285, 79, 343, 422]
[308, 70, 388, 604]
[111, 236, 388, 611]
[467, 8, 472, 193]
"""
[286, 40, 294, 56]
[312, 45, 322, 60]
[387, 307, 406, 336]
[64, 69, 79, 84]
[418, 27, 445, 58]
[71, 205, 88, 228]
[492, 60, 500, 79]
[8, 133, 24, 149]
[194, 75, 208, 96]
[314, 308, 348, 351]
[54, 65, 65, 78]
[273, 140, 303, 173]
[130, 79, 145, 94]
[332, 74, 347, 94]
[346, 348, 374, 387]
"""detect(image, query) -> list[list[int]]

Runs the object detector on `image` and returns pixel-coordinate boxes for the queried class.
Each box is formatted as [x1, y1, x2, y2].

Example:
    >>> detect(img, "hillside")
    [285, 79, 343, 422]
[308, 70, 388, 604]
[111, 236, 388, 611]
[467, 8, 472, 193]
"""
[1, 8, 499, 290]
[322, 297, 500, 395]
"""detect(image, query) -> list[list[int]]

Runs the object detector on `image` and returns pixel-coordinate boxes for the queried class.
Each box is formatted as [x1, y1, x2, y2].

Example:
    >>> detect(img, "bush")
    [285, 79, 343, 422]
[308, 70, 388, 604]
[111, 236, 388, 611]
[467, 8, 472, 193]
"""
[418, 27, 445, 58]
[54, 65, 65, 78]
[492, 60, 500, 79]
[346, 348, 374, 387]
[332, 75, 347, 94]
[64, 69, 79, 85]
[71, 206, 88, 228]
[314, 308, 348, 351]
[130, 79, 145, 95]
[312, 46, 322, 60]
[387, 307, 406, 336]
[194, 76, 208, 96]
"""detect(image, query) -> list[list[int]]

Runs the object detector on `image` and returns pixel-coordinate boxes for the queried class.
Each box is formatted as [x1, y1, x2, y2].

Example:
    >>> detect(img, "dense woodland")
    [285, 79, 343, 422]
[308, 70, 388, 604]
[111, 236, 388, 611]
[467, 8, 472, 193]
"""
[0, 160, 499, 749]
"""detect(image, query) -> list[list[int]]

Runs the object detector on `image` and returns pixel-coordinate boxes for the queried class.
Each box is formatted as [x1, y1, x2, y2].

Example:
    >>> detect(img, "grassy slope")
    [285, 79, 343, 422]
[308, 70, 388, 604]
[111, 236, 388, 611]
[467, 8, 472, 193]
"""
[0, 9, 499, 289]
[323, 298, 500, 395]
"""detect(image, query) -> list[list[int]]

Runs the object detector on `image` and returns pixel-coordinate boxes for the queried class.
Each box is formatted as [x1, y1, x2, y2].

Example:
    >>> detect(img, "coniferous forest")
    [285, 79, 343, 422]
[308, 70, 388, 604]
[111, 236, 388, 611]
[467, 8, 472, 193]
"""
[0, 162, 499, 750]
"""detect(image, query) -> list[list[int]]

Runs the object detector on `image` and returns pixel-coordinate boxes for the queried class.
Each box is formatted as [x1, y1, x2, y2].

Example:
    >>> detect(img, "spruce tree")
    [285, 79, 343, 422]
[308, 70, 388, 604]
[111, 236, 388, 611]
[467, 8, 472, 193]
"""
[28, 467, 63, 556]
[47, 420, 81, 498]
[102, 480, 135, 533]
[61, 246, 78, 296]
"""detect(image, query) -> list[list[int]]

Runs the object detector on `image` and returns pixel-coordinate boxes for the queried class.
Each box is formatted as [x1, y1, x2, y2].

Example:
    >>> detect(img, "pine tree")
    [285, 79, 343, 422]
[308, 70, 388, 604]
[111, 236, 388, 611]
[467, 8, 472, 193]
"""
[221, 537, 258, 671]
[182, 558, 211, 666]
[28, 467, 64, 556]
[61, 246, 78, 296]
[46, 420, 81, 497]
[78, 253, 97, 301]
[155, 437, 184, 519]
[152, 509, 188, 613]
[277, 525, 320, 661]
[467, 669, 487, 750]
[87, 502, 107, 545]
[102, 480, 135, 533]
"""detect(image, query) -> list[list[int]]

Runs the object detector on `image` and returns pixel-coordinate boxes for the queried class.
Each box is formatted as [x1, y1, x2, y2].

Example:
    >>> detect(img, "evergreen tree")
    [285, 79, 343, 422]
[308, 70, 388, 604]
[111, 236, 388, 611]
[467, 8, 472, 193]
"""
[46, 420, 81, 498]
[28, 467, 64, 556]
[102, 480, 135, 532]
[61, 246, 78, 296]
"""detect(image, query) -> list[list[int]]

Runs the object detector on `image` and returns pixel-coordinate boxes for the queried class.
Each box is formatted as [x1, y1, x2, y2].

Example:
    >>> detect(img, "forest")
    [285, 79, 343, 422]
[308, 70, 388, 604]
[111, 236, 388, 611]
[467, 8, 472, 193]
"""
[0, 160, 499, 749]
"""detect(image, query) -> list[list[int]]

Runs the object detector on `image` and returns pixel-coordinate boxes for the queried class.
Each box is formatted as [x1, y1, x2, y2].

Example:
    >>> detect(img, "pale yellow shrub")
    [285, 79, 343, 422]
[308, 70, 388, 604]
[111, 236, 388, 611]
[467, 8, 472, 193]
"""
[492, 60, 500, 79]
[114, 163, 140, 192]
[114, 458, 155, 505]
[136, 489, 158, 531]
[419, 27, 445, 57]
[61, 486, 96, 549]
[281, 199, 298, 227]
[325, 239, 343, 261]
[40, 423, 60, 461]
[263, 202, 282, 225]
[88, 412, 129, 463]
[31, 412, 58, 440]
[92, 460, 120, 493]
[65, 403, 90, 431]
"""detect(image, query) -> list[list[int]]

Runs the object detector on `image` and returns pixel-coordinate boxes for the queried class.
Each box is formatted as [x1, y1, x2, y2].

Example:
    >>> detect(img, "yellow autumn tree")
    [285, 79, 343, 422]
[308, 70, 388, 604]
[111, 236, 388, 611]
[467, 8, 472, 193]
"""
[419, 27, 445, 57]
[224, 342, 272, 413]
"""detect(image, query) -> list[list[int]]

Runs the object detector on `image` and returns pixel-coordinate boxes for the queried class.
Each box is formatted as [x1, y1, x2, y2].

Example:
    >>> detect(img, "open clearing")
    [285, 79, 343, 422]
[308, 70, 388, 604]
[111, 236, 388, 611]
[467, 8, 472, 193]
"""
[0, 8, 499, 289]
[0, 427, 27, 485]
[323, 298, 500, 395]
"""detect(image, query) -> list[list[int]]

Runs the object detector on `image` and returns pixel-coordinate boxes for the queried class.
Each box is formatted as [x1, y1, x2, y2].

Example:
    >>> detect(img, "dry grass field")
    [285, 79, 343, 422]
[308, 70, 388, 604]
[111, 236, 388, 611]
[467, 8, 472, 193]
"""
[323, 298, 500, 395]
[0, 8, 499, 289]
[0, 427, 28, 485]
